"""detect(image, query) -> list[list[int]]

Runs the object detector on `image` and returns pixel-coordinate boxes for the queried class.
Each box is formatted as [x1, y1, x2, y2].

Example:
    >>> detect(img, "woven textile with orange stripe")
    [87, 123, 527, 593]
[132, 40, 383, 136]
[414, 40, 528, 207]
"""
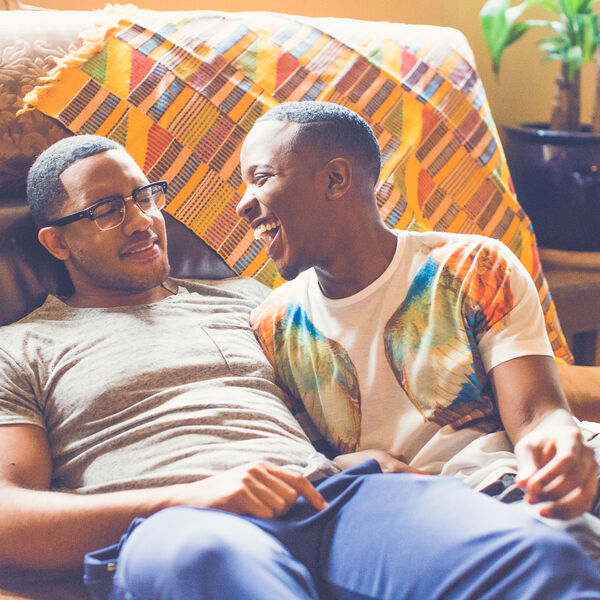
[22, 7, 572, 362]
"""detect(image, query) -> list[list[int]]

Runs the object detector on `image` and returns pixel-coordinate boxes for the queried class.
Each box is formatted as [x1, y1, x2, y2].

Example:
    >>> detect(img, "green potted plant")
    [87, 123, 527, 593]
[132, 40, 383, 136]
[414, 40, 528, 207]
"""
[480, 0, 600, 251]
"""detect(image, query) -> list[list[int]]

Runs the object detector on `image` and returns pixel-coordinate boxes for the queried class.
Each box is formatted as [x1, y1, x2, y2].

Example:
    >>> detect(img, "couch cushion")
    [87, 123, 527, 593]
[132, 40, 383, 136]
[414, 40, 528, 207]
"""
[0, 200, 72, 326]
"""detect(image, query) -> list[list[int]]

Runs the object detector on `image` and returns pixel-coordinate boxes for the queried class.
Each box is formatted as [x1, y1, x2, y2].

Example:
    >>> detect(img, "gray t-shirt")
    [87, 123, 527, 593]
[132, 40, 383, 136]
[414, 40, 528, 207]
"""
[0, 277, 338, 493]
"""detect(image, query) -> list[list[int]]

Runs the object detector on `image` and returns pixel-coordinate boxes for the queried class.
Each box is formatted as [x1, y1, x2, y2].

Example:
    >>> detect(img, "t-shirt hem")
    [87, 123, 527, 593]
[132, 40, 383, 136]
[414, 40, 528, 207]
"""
[0, 416, 45, 430]
[483, 342, 555, 373]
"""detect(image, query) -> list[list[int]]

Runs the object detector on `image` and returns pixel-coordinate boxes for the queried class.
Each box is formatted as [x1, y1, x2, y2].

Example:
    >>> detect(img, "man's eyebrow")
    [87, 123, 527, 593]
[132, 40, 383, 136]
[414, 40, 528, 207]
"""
[244, 163, 273, 178]
[91, 182, 150, 204]
[94, 193, 122, 203]
[250, 163, 272, 172]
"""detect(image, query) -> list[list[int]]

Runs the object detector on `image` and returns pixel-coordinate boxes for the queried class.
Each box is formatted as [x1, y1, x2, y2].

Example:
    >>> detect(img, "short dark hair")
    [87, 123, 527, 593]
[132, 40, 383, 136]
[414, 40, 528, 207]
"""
[26, 135, 124, 229]
[256, 101, 381, 183]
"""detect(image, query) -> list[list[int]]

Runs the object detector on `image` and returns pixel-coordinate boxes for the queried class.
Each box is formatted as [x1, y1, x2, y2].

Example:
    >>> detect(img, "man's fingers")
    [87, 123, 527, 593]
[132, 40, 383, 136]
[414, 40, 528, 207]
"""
[538, 476, 598, 520]
[246, 477, 297, 517]
[525, 473, 567, 504]
[241, 463, 327, 515]
[525, 454, 575, 495]
[525, 443, 595, 498]
[273, 468, 328, 511]
[528, 453, 596, 503]
[515, 438, 548, 486]
[230, 483, 283, 518]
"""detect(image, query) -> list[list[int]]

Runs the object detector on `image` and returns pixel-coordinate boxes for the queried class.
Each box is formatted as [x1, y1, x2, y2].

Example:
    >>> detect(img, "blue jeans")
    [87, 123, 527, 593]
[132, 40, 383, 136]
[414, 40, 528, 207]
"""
[84, 461, 600, 600]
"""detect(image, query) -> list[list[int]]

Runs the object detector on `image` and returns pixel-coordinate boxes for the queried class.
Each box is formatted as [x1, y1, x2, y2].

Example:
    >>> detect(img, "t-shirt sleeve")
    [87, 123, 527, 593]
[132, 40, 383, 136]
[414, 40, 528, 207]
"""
[250, 293, 280, 368]
[476, 242, 553, 372]
[0, 347, 45, 429]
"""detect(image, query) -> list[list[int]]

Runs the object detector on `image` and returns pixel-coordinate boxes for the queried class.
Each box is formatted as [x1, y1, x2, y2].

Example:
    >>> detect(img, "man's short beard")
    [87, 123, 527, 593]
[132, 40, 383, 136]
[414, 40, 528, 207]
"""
[69, 252, 171, 294]
[103, 264, 171, 292]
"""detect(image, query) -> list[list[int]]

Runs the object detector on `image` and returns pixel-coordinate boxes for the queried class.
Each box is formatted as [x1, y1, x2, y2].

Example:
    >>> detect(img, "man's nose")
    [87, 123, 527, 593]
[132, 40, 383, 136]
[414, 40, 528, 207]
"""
[123, 199, 154, 233]
[236, 187, 256, 220]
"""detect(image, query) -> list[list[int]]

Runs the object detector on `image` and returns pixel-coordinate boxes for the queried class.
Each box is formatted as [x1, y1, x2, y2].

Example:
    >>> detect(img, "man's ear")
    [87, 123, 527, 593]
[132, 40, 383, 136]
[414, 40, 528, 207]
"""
[38, 227, 71, 261]
[323, 157, 352, 200]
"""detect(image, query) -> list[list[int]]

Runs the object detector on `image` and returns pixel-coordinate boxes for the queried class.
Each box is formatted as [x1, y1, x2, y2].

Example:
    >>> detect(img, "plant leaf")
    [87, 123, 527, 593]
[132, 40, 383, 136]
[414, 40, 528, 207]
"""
[578, 13, 599, 60]
[480, 0, 599, 76]
[480, 0, 534, 73]
[507, 21, 532, 43]
[538, 36, 568, 52]
[528, 0, 561, 12]
[566, 44, 584, 77]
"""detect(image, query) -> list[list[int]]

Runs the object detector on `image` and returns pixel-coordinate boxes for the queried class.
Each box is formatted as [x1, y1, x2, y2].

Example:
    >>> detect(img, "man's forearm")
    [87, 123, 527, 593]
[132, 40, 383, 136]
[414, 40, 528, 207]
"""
[0, 461, 327, 570]
[0, 484, 174, 569]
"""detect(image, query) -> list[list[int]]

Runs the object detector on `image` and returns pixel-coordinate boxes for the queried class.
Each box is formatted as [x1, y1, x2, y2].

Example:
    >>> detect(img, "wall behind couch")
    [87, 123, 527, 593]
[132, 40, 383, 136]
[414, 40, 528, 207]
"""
[18, 0, 600, 143]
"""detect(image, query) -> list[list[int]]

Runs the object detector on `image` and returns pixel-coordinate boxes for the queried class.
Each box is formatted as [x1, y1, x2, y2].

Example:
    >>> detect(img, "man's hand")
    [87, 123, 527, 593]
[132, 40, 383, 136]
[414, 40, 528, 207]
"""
[334, 449, 428, 474]
[514, 421, 598, 520]
[176, 462, 328, 519]
[490, 355, 599, 521]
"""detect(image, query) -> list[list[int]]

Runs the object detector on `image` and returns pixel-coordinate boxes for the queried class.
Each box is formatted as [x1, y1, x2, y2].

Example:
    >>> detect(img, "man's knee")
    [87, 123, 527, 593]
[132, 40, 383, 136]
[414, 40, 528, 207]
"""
[119, 507, 264, 579]
[114, 507, 316, 600]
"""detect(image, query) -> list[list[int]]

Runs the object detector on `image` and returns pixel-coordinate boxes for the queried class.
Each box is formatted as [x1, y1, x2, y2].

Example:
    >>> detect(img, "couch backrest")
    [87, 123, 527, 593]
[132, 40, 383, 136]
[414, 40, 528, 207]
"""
[0, 7, 573, 362]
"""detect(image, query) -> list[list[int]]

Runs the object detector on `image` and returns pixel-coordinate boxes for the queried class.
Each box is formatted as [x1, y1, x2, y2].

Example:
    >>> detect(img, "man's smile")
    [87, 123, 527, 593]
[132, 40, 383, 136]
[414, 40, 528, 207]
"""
[253, 218, 281, 242]
[121, 236, 161, 260]
[253, 218, 282, 259]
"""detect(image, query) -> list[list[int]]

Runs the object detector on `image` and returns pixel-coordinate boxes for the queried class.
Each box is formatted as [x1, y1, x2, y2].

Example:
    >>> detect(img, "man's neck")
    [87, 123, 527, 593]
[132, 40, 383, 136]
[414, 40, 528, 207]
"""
[315, 224, 397, 300]
[65, 283, 174, 308]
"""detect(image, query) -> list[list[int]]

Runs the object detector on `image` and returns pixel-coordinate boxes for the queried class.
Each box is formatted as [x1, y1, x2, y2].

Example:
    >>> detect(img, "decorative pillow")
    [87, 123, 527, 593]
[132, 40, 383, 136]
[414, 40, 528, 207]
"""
[0, 10, 108, 196]
[20, 6, 573, 362]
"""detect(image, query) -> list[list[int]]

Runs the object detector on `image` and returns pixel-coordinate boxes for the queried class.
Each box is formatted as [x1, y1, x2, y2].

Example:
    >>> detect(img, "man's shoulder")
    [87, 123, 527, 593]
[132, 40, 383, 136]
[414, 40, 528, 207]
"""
[403, 231, 515, 267]
[0, 296, 65, 359]
[248, 272, 310, 329]
[405, 230, 508, 253]
[1, 295, 64, 330]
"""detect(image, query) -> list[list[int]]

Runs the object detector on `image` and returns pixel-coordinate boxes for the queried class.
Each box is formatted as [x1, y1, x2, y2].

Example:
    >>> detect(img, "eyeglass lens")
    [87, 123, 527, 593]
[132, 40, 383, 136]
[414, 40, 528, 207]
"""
[91, 184, 166, 230]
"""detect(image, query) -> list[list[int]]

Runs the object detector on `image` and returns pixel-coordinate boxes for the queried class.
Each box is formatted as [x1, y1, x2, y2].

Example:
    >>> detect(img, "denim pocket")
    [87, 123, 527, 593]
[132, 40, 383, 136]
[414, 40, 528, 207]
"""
[84, 518, 146, 600]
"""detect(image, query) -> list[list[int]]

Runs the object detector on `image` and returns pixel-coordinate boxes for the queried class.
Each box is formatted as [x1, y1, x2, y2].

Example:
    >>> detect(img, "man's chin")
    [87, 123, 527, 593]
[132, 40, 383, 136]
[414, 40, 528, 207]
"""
[147, 261, 170, 289]
[277, 262, 301, 282]
[114, 260, 170, 292]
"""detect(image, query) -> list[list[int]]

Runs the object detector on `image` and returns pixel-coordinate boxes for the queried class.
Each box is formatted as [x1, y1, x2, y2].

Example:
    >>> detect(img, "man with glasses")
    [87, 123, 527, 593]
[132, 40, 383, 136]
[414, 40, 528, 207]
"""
[1, 134, 600, 600]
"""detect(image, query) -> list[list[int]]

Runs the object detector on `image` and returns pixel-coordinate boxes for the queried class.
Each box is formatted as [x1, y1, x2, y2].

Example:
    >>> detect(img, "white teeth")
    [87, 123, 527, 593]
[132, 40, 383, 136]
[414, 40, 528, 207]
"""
[254, 221, 280, 242]
[127, 242, 154, 254]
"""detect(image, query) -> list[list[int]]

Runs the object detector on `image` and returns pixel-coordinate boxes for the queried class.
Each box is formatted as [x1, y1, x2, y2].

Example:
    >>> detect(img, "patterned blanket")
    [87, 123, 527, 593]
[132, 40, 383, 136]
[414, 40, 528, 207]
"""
[22, 6, 572, 362]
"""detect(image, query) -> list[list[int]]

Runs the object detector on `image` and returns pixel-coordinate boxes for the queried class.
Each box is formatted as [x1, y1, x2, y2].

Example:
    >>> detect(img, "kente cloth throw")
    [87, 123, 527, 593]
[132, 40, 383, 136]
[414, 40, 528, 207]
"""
[21, 6, 571, 362]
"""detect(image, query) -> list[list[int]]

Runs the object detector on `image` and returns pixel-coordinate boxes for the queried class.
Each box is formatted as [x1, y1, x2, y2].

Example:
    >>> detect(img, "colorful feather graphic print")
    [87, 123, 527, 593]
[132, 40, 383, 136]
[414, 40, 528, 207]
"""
[252, 297, 361, 453]
[384, 241, 513, 432]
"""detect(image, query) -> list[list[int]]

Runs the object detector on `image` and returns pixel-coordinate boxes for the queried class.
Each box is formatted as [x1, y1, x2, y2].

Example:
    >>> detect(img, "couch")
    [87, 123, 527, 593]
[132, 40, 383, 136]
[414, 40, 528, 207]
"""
[1, 6, 600, 598]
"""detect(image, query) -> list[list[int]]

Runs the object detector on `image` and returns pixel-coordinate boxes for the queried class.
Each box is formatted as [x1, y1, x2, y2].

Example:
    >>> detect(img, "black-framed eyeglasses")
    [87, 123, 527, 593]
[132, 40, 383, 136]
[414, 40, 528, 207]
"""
[47, 181, 168, 231]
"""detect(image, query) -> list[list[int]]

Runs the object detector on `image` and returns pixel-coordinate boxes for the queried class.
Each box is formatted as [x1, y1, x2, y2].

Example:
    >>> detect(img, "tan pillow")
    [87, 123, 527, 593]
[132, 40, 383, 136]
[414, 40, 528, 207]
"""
[0, 10, 108, 197]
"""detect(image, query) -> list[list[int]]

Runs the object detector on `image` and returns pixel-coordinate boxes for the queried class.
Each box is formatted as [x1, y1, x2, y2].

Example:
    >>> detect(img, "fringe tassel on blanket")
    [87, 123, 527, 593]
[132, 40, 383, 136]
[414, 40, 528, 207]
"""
[18, 3, 139, 115]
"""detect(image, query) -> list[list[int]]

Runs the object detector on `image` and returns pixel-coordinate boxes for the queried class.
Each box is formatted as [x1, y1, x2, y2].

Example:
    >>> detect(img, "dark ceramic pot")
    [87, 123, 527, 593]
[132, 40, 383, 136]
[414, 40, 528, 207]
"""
[503, 124, 600, 251]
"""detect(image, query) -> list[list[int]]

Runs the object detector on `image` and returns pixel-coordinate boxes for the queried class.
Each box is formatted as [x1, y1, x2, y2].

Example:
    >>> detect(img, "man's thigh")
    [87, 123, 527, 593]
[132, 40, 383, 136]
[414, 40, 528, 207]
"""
[511, 497, 600, 567]
[111, 507, 320, 600]
[258, 463, 600, 600]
